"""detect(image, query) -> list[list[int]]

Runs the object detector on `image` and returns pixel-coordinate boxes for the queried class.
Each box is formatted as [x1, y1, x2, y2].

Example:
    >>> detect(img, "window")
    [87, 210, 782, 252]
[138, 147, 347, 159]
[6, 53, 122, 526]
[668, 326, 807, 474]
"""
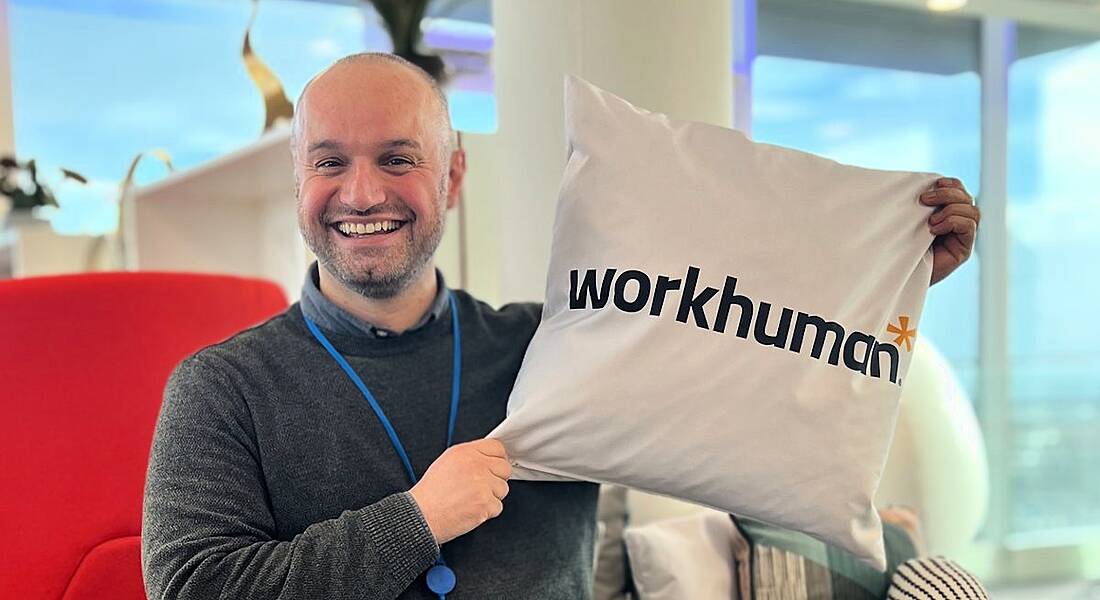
[752, 5, 982, 397]
[9, 0, 494, 235]
[10, 0, 374, 234]
[753, 0, 1100, 562]
[1006, 30, 1100, 538]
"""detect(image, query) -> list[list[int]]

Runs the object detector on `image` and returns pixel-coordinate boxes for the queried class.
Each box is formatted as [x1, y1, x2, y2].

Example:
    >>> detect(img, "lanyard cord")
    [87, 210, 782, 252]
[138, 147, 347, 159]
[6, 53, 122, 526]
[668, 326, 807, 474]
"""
[304, 292, 462, 599]
[303, 292, 461, 486]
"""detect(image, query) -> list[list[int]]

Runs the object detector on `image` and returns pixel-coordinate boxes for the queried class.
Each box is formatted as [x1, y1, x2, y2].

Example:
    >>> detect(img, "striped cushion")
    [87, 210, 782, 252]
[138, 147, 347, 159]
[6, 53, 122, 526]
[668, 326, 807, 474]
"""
[731, 512, 922, 599]
[887, 557, 988, 599]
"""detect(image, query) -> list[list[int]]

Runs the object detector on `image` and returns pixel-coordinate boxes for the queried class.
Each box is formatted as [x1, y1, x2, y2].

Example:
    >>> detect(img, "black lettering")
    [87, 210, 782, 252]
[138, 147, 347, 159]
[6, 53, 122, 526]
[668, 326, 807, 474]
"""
[572, 265, 901, 384]
[843, 332, 876, 374]
[675, 266, 719, 330]
[869, 342, 900, 384]
[649, 276, 682, 317]
[569, 268, 617, 310]
[613, 269, 652, 313]
[753, 302, 793, 348]
[789, 312, 845, 366]
[713, 276, 754, 337]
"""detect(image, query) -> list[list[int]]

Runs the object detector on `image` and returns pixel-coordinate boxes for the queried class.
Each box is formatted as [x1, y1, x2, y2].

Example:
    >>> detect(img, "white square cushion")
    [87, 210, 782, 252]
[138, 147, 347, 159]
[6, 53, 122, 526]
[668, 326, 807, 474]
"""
[623, 510, 738, 600]
[490, 76, 937, 570]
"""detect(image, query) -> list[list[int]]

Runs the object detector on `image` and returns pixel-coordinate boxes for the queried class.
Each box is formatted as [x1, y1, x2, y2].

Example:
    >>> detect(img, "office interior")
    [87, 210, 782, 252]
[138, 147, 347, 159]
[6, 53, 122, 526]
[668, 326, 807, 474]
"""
[1, 0, 1098, 598]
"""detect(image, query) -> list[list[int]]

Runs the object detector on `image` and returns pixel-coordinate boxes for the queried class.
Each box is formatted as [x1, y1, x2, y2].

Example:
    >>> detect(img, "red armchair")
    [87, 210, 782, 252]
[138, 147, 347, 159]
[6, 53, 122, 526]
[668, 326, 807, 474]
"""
[0, 272, 288, 600]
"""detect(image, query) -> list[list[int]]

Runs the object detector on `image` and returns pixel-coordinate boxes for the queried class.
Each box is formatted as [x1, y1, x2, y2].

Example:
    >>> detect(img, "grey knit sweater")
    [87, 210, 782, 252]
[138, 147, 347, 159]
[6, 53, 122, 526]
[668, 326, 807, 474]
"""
[141, 290, 599, 600]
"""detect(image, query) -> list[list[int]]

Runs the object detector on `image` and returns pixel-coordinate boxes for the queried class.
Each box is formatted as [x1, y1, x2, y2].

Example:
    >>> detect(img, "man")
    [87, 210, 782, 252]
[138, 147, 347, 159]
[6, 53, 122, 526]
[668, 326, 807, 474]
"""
[142, 53, 598, 600]
[142, 53, 978, 599]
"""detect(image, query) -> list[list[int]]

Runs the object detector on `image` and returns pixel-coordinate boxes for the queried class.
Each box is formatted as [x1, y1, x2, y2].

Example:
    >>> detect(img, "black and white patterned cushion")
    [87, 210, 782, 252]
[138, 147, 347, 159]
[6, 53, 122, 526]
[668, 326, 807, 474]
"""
[888, 557, 989, 600]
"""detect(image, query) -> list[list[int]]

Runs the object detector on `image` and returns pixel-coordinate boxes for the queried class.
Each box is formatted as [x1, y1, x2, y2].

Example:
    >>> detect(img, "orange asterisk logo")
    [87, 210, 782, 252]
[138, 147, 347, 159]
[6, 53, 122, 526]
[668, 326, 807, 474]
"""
[887, 315, 917, 352]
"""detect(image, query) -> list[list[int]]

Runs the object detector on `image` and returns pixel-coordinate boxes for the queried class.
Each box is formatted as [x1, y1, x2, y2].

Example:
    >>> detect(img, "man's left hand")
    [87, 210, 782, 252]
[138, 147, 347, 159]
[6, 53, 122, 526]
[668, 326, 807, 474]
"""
[920, 177, 979, 286]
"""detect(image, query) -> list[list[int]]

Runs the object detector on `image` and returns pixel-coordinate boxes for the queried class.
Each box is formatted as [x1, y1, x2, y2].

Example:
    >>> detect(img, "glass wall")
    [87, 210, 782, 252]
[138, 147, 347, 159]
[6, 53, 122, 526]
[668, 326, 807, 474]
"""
[753, 55, 982, 396]
[1007, 31, 1100, 538]
[754, 0, 1100, 560]
[9, 0, 378, 234]
[8, 0, 495, 236]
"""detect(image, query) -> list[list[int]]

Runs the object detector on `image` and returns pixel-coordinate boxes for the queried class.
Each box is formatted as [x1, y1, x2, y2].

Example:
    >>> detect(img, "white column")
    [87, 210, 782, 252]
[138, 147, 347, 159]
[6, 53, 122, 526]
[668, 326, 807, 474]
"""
[978, 16, 1014, 547]
[491, 0, 732, 303]
[731, 0, 756, 134]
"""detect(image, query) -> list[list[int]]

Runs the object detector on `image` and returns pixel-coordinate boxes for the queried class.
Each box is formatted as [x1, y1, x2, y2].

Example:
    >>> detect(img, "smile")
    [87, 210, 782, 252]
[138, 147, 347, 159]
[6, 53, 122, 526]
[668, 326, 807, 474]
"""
[332, 219, 406, 238]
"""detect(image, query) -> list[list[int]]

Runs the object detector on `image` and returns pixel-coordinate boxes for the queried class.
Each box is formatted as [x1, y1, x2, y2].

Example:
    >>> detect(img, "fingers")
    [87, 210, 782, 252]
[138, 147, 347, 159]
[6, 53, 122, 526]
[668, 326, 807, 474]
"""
[451, 439, 511, 478]
[920, 184, 972, 207]
[470, 438, 508, 460]
[490, 477, 510, 500]
[487, 457, 513, 480]
[934, 176, 964, 189]
[934, 230, 973, 263]
[930, 214, 977, 239]
[929, 202, 980, 227]
[488, 497, 504, 518]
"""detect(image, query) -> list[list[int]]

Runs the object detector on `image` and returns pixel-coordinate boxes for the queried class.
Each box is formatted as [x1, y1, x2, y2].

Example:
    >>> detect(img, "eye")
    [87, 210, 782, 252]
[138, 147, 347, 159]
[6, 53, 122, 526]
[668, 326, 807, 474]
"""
[383, 155, 416, 168]
[314, 158, 344, 169]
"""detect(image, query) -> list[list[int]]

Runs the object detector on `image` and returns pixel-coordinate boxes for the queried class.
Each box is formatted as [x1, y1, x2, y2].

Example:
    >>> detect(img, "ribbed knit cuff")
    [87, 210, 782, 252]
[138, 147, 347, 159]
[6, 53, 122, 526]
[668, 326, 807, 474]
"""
[359, 492, 440, 584]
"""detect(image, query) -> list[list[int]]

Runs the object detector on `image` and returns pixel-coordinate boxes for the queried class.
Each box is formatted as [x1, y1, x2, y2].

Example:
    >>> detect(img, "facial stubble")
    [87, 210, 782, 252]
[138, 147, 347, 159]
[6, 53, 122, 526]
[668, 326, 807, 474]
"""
[298, 175, 449, 299]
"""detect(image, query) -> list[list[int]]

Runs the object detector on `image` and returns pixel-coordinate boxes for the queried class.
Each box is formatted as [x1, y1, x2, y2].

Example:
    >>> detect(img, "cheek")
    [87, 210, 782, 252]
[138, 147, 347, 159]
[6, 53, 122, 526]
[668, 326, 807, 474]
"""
[395, 177, 443, 219]
[298, 179, 335, 219]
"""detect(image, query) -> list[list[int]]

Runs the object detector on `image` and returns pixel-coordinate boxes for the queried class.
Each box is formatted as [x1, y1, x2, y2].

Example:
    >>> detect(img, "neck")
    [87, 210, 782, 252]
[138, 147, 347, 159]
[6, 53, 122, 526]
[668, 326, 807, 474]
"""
[317, 265, 438, 334]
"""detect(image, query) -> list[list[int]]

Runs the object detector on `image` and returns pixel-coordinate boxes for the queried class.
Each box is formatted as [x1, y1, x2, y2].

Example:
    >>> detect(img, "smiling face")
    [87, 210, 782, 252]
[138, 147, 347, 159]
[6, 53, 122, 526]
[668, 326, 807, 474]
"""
[293, 58, 463, 299]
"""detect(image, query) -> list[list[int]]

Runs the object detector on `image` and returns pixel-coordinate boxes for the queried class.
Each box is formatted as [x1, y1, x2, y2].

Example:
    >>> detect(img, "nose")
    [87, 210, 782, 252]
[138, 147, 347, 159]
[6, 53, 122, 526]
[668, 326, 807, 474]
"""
[339, 160, 386, 211]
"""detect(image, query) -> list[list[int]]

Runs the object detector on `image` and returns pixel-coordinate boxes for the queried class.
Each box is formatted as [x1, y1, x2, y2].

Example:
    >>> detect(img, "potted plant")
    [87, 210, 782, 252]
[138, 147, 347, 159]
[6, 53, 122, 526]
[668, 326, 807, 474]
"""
[368, 0, 447, 83]
[0, 156, 86, 226]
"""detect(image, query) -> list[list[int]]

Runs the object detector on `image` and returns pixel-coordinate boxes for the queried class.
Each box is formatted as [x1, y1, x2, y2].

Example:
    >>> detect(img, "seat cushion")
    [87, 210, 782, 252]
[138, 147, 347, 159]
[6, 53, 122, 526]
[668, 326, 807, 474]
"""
[61, 536, 146, 600]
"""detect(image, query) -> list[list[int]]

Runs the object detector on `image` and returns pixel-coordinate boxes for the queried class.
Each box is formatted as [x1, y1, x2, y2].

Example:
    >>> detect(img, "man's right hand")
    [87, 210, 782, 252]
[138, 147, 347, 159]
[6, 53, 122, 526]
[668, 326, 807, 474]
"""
[409, 438, 512, 545]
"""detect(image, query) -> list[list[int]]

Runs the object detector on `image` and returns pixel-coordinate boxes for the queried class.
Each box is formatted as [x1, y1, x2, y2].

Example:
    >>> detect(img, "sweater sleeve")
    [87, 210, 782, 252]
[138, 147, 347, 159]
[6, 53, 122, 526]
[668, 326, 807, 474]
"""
[141, 355, 440, 600]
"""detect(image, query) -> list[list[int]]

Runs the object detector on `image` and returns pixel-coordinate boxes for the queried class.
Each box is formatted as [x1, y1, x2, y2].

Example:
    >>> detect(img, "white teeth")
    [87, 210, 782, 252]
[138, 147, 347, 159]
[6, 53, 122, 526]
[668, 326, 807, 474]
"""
[337, 220, 402, 235]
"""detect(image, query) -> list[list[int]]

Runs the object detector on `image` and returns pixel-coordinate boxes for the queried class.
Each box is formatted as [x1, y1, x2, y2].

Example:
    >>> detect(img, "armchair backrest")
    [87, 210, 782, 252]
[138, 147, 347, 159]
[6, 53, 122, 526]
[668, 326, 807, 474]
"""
[0, 272, 288, 600]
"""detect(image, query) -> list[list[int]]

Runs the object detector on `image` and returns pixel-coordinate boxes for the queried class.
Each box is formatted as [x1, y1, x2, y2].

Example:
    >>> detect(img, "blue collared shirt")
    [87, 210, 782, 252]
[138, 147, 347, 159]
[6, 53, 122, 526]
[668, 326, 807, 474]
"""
[299, 263, 450, 338]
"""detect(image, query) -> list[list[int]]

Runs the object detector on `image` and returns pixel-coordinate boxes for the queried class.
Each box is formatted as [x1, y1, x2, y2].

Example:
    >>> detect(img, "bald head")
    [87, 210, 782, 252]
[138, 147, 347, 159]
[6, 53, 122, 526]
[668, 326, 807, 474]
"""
[291, 53, 455, 163]
[292, 53, 468, 301]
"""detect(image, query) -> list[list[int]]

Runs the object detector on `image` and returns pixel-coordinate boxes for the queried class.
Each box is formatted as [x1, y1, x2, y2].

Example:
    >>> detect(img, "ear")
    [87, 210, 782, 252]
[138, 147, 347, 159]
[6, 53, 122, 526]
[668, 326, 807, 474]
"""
[445, 145, 467, 210]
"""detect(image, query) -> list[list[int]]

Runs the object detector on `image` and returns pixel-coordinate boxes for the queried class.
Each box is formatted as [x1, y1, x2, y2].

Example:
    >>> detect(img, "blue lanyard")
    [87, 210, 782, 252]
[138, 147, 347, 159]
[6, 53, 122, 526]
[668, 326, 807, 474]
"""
[303, 291, 460, 599]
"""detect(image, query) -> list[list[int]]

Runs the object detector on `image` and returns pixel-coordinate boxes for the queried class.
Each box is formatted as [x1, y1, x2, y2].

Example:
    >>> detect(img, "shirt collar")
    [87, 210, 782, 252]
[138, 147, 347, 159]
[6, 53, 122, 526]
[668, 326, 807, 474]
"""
[299, 262, 450, 339]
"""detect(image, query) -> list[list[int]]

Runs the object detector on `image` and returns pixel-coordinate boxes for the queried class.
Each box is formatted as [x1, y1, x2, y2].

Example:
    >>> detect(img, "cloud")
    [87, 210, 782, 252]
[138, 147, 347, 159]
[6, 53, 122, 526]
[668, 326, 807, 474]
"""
[308, 38, 342, 60]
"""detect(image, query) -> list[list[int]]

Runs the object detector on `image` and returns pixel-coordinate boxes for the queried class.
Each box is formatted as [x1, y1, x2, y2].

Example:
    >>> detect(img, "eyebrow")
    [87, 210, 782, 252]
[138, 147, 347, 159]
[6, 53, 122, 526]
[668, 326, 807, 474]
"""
[307, 139, 343, 154]
[306, 138, 422, 155]
[379, 139, 422, 152]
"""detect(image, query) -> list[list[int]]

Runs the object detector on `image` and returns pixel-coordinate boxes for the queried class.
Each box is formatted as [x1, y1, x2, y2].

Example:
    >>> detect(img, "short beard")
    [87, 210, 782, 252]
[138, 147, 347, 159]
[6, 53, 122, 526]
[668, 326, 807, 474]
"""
[298, 180, 448, 300]
[331, 250, 433, 300]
